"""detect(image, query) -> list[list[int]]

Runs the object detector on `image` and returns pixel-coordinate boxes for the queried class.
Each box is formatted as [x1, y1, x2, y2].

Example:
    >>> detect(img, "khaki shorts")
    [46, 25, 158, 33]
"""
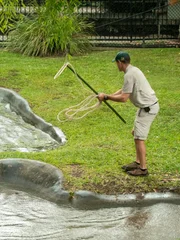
[134, 103, 160, 140]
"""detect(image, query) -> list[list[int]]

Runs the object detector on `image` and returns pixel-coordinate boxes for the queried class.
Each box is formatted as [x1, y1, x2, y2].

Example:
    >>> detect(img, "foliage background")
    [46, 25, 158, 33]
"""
[0, 0, 24, 34]
[1, 0, 93, 56]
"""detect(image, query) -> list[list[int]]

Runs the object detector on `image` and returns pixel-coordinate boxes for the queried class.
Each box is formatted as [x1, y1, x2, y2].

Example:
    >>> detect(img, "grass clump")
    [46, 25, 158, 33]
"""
[0, 48, 180, 195]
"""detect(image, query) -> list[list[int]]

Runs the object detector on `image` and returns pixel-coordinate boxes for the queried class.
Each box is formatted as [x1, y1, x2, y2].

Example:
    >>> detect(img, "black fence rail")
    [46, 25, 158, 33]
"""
[0, 0, 180, 47]
[78, 0, 180, 46]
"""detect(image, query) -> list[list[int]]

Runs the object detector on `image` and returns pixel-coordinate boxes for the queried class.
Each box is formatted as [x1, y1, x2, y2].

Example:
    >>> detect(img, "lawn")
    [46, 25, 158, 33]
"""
[0, 48, 180, 194]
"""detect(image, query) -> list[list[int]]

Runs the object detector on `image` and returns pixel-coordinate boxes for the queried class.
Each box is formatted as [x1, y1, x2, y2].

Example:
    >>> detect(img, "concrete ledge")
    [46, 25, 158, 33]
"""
[72, 190, 180, 209]
[0, 158, 70, 204]
[0, 158, 180, 209]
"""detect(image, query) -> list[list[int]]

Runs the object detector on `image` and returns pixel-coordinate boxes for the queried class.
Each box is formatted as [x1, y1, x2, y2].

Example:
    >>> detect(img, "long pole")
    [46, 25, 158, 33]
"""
[67, 65, 126, 124]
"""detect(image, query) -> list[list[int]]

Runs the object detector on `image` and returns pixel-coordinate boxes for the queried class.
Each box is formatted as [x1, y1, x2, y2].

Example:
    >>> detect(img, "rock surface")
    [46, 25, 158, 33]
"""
[0, 87, 66, 152]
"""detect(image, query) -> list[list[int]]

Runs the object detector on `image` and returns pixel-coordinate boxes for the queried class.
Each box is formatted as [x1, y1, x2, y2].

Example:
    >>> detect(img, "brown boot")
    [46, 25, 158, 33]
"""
[122, 161, 140, 171]
[127, 168, 149, 176]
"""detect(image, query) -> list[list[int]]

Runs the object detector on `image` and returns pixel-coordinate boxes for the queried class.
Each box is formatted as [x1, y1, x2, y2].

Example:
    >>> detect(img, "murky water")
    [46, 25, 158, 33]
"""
[0, 185, 180, 240]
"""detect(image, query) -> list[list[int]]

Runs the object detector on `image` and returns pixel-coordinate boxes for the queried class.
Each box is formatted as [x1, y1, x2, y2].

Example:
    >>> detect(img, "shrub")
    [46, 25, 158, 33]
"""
[0, 0, 24, 34]
[8, 0, 94, 56]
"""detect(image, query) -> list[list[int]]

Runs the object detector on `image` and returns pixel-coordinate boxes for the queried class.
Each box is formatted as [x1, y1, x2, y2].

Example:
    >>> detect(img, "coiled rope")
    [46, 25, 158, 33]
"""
[57, 94, 101, 122]
[55, 62, 101, 122]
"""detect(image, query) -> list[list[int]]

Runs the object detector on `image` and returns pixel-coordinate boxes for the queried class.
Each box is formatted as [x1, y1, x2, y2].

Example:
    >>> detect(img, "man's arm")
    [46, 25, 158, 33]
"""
[98, 92, 130, 103]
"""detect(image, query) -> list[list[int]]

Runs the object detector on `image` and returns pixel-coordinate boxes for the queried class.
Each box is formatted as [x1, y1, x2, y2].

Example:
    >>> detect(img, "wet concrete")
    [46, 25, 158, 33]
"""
[0, 87, 66, 152]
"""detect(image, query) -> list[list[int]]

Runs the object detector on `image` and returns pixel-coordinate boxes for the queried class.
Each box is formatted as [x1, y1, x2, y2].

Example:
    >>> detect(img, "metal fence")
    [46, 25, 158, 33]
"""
[1, 0, 180, 47]
[78, 0, 180, 47]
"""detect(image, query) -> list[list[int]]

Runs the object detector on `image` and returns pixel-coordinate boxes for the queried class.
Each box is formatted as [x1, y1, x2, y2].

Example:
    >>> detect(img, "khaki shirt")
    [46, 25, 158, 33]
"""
[122, 64, 158, 108]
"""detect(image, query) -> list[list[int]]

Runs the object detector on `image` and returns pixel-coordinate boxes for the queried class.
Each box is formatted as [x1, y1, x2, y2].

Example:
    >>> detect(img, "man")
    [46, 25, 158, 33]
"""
[98, 52, 159, 176]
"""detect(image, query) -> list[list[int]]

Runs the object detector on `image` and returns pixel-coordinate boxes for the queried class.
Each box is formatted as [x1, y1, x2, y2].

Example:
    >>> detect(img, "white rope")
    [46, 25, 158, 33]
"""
[54, 61, 91, 94]
[54, 62, 70, 79]
[54, 61, 101, 122]
[57, 95, 101, 122]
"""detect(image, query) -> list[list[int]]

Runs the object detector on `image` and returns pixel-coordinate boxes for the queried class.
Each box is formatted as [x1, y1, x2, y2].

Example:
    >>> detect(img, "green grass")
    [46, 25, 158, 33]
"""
[0, 48, 180, 194]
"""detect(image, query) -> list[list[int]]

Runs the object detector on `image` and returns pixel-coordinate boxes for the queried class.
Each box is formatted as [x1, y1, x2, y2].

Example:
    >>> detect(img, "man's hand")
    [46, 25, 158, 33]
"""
[97, 93, 106, 102]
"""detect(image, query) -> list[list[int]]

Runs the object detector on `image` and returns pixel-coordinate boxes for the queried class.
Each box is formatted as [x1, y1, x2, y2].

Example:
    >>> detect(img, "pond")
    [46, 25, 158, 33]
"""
[0, 184, 180, 240]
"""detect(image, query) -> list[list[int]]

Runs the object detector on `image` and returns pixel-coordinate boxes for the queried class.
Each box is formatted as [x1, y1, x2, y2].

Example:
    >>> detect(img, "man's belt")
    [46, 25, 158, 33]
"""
[144, 101, 158, 112]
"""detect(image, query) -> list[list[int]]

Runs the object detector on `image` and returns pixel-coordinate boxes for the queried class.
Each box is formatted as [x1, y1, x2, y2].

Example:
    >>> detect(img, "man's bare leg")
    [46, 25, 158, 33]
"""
[134, 139, 147, 169]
